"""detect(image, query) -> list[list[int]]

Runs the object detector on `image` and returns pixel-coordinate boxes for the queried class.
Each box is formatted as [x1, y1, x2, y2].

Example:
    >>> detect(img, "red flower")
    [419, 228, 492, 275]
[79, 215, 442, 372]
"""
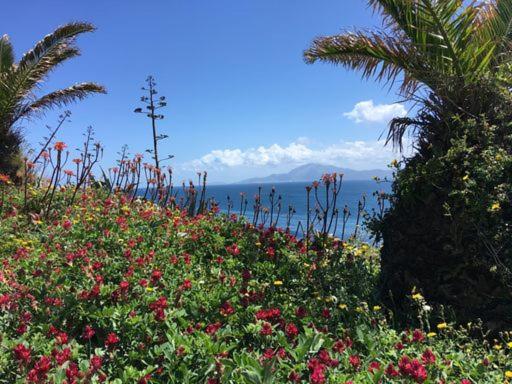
[412, 329, 425, 343]
[151, 269, 163, 283]
[368, 361, 381, 374]
[62, 220, 72, 231]
[119, 280, 130, 292]
[149, 296, 168, 321]
[54, 141, 67, 151]
[56, 331, 69, 345]
[285, 322, 299, 338]
[421, 348, 436, 365]
[260, 321, 273, 336]
[82, 325, 95, 340]
[255, 308, 281, 321]
[180, 279, 192, 290]
[13, 344, 31, 364]
[53, 347, 71, 365]
[349, 354, 361, 370]
[219, 301, 235, 316]
[398, 356, 428, 383]
[385, 363, 399, 377]
[90, 355, 103, 371]
[105, 332, 120, 349]
[288, 371, 302, 383]
[205, 322, 222, 335]
[307, 359, 326, 384]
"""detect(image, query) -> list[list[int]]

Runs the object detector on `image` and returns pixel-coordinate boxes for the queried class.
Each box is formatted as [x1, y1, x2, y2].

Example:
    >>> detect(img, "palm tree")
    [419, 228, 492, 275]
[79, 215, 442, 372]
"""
[304, 0, 512, 148]
[304, 0, 512, 331]
[0, 22, 106, 178]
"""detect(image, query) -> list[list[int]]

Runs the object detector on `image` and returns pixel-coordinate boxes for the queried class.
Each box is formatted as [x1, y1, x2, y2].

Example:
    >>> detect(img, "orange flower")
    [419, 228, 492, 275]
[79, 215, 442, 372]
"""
[0, 174, 11, 184]
[54, 141, 67, 151]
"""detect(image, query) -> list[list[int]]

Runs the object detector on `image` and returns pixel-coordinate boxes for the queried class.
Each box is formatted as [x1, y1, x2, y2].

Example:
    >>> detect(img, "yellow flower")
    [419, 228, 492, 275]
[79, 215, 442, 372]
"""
[356, 306, 364, 313]
[273, 280, 283, 286]
[390, 159, 398, 167]
[493, 344, 502, 351]
[146, 287, 154, 292]
[437, 322, 448, 330]
[373, 305, 381, 311]
[427, 332, 436, 338]
[338, 304, 347, 310]
[491, 202, 501, 211]
[462, 175, 469, 181]
[412, 293, 423, 301]
[506, 371, 512, 379]
[507, 341, 512, 348]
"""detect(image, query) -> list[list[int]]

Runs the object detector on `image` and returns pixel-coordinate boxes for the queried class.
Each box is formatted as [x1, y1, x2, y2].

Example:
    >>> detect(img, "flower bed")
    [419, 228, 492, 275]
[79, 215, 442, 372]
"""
[0, 188, 510, 383]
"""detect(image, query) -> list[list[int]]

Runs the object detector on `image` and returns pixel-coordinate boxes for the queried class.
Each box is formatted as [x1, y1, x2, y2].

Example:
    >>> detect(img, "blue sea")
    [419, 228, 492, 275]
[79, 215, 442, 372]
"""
[203, 180, 391, 239]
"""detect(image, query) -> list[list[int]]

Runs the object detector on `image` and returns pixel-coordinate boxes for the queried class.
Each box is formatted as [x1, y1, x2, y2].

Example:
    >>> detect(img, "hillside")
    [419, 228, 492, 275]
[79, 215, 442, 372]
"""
[237, 163, 391, 184]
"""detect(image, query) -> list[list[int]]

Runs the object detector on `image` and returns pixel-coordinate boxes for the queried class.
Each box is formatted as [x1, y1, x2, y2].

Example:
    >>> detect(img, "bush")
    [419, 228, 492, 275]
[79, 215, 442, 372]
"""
[374, 97, 512, 332]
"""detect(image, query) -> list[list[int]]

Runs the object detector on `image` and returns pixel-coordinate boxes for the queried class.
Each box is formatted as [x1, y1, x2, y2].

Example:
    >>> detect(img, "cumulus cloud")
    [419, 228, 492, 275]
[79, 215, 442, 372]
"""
[344, 100, 407, 123]
[184, 139, 406, 172]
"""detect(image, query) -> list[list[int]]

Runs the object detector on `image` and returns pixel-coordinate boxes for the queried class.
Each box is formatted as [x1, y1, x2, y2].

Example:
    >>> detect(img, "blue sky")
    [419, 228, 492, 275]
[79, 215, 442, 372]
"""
[3, 0, 407, 183]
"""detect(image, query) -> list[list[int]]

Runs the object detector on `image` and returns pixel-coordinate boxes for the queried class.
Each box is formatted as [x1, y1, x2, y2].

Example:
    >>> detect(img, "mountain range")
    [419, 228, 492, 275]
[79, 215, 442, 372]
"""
[236, 163, 391, 184]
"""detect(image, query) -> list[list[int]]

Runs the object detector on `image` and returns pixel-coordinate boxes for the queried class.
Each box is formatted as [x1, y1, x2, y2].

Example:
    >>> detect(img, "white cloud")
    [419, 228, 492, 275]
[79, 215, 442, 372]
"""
[344, 100, 407, 123]
[184, 139, 407, 172]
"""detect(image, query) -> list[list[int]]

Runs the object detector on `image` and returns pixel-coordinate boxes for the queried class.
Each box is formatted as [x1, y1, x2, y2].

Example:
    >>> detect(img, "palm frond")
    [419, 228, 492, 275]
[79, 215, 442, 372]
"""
[17, 22, 95, 71]
[18, 82, 106, 120]
[304, 29, 428, 95]
[0, 22, 100, 129]
[386, 116, 421, 149]
[473, 0, 512, 65]
[12, 22, 95, 97]
[0, 34, 14, 73]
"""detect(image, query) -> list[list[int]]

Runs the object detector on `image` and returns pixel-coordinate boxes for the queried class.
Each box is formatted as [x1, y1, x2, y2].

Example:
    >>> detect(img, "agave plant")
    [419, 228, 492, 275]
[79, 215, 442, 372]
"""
[304, 0, 512, 147]
[0, 22, 105, 178]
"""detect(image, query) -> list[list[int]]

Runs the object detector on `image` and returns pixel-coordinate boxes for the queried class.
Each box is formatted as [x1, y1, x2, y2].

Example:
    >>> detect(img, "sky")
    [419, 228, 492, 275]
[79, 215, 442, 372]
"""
[2, 0, 409, 183]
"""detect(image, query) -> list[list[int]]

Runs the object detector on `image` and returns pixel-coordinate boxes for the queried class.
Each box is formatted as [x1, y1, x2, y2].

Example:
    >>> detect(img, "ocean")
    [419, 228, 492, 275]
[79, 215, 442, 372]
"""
[203, 180, 391, 239]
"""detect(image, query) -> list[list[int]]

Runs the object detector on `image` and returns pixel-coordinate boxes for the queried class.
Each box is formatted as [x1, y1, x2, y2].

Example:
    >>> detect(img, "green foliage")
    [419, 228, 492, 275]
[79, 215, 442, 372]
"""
[372, 95, 512, 331]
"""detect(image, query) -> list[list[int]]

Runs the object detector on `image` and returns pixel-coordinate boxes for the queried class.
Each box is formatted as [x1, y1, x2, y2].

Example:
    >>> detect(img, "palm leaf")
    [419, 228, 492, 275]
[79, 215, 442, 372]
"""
[0, 35, 14, 73]
[0, 22, 104, 130]
[19, 82, 106, 120]
[304, 29, 429, 95]
[473, 0, 512, 66]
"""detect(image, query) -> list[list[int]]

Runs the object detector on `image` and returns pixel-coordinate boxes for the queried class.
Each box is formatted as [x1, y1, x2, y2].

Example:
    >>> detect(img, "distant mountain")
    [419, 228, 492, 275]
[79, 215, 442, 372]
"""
[236, 163, 391, 184]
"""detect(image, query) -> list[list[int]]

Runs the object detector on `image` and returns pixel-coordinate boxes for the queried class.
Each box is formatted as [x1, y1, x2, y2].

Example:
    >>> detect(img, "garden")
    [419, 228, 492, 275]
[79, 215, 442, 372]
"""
[2, 0, 512, 383]
[1, 185, 511, 383]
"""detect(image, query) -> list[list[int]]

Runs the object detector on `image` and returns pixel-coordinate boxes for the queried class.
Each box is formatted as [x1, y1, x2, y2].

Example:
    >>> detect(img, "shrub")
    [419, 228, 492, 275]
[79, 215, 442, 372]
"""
[374, 92, 512, 331]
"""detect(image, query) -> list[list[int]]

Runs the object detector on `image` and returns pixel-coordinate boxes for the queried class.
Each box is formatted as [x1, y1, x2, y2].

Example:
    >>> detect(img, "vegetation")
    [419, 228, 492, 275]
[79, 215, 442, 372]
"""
[2, 0, 512, 382]
[305, 0, 512, 330]
[0, 22, 105, 179]
[1, 183, 512, 383]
